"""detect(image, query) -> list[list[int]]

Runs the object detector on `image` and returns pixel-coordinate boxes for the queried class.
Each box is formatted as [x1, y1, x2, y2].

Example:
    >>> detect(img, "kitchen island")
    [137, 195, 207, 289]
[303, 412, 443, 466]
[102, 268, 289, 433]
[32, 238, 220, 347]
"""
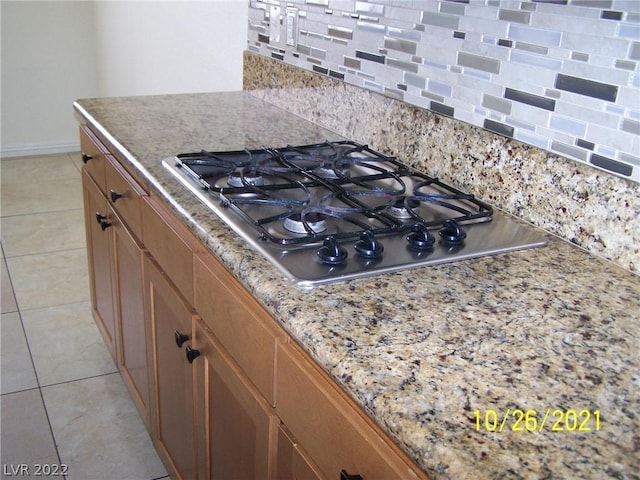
[74, 91, 639, 480]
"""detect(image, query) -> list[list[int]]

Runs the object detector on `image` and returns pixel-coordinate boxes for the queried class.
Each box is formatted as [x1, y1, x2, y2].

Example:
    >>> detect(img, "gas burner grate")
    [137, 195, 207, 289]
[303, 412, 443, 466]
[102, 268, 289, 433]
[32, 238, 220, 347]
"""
[175, 141, 493, 247]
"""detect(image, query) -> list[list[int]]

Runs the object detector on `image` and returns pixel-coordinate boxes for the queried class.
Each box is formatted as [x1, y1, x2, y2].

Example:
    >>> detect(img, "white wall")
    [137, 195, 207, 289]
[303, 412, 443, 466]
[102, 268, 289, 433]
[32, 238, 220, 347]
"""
[1, 0, 248, 157]
[1, 1, 98, 156]
[93, 1, 247, 97]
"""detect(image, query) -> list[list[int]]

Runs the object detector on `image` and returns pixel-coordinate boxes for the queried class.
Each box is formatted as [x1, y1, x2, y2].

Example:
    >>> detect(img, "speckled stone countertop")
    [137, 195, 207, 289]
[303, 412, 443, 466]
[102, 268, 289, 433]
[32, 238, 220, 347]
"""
[74, 92, 639, 480]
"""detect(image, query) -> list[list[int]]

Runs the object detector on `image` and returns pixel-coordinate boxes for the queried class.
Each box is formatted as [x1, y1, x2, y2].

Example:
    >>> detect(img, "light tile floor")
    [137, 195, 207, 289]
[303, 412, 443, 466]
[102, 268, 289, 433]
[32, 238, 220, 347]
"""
[1, 153, 167, 480]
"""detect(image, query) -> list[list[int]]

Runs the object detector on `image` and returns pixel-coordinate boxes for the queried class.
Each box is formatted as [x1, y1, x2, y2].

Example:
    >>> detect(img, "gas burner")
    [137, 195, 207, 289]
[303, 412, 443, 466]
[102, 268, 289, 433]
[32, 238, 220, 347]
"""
[227, 171, 264, 187]
[283, 212, 327, 234]
[388, 197, 420, 220]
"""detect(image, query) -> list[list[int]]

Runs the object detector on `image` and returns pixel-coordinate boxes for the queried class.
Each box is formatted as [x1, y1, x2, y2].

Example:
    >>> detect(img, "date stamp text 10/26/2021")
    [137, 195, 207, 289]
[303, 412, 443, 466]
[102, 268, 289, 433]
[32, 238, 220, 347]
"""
[474, 409, 601, 433]
[2, 464, 68, 477]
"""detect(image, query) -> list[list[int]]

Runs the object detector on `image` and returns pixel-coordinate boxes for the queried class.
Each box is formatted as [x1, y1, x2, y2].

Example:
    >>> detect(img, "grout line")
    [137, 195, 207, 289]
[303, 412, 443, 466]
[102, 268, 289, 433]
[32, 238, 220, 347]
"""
[0, 386, 40, 397]
[36, 387, 66, 478]
[0, 207, 84, 220]
[12, 299, 93, 315]
[3, 245, 88, 261]
[39, 371, 121, 391]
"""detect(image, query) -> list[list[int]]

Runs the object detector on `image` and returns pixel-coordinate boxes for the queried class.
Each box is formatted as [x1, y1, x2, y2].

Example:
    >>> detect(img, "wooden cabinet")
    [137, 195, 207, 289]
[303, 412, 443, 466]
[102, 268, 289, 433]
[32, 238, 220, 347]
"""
[192, 318, 280, 480]
[80, 125, 108, 193]
[194, 253, 287, 406]
[79, 123, 429, 480]
[82, 169, 117, 362]
[105, 156, 146, 240]
[142, 196, 199, 305]
[275, 425, 326, 480]
[111, 207, 151, 428]
[276, 342, 426, 480]
[144, 255, 197, 480]
[81, 128, 151, 428]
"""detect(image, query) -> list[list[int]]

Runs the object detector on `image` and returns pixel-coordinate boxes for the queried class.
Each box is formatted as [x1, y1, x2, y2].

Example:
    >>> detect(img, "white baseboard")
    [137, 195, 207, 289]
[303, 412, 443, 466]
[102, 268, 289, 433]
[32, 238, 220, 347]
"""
[0, 142, 80, 158]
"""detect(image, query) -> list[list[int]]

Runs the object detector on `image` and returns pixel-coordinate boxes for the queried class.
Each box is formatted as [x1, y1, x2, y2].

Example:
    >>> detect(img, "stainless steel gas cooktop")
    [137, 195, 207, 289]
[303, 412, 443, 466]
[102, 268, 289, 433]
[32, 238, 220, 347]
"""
[163, 141, 546, 288]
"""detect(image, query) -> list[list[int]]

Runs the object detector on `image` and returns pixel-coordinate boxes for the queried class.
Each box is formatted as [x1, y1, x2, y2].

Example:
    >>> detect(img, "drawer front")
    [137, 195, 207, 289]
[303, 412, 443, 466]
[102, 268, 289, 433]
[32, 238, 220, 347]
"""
[275, 343, 426, 480]
[141, 196, 196, 304]
[277, 424, 327, 480]
[79, 125, 108, 193]
[194, 253, 287, 406]
[105, 156, 146, 240]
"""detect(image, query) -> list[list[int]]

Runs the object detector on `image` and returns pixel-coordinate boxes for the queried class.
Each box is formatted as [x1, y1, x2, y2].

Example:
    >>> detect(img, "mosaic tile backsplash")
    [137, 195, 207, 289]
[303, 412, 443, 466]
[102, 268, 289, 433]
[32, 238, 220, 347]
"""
[247, 0, 640, 183]
[244, 51, 640, 274]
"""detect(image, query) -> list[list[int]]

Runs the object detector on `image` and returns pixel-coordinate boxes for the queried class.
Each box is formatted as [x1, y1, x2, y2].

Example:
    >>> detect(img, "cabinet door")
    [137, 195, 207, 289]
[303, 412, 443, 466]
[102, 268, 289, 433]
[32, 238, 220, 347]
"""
[82, 169, 117, 362]
[111, 207, 151, 429]
[145, 256, 197, 480]
[192, 318, 280, 480]
[275, 425, 327, 480]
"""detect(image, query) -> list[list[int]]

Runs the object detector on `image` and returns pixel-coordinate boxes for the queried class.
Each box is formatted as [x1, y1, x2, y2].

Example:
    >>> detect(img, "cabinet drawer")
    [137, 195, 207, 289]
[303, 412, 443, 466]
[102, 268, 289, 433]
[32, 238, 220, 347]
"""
[105, 156, 146, 240]
[141, 196, 197, 305]
[79, 125, 108, 193]
[275, 342, 427, 480]
[277, 424, 327, 480]
[194, 253, 287, 406]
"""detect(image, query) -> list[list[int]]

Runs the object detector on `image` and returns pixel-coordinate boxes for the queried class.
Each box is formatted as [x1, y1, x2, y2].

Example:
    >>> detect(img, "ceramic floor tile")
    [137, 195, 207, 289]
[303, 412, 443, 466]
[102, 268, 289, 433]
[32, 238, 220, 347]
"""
[68, 152, 84, 172]
[42, 373, 166, 480]
[1, 154, 79, 184]
[6, 249, 89, 311]
[1, 176, 83, 217]
[1, 209, 86, 257]
[1, 259, 18, 313]
[0, 389, 60, 475]
[0, 312, 38, 394]
[21, 302, 116, 386]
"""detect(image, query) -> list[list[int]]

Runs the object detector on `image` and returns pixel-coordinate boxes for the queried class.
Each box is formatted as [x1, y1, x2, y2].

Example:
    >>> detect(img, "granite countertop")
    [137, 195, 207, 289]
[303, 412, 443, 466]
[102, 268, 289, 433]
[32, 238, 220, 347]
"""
[74, 92, 639, 480]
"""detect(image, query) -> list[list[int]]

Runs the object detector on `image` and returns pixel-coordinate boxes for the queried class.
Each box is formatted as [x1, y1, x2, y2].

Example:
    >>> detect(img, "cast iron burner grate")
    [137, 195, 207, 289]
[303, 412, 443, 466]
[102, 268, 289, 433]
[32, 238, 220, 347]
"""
[175, 141, 493, 247]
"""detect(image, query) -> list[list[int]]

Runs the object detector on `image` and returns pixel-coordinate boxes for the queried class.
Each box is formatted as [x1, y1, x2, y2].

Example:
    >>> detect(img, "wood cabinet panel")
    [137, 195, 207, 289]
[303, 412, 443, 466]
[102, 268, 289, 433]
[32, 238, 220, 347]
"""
[193, 318, 280, 480]
[275, 425, 327, 480]
[105, 156, 146, 240]
[82, 169, 117, 362]
[111, 208, 151, 429]
[141, 196, 197, 305]
[145, 255, 197, 480]
[275, 342, 428, 480]
[194, 253, 287, 406]
[79, 125, 108, 193]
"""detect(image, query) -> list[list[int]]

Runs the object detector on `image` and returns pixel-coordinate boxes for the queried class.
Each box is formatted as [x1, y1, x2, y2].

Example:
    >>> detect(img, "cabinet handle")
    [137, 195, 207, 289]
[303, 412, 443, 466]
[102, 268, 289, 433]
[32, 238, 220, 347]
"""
[110, 190, 124, 203]
[95, 212, 111, 231]
[174, 330, 190, 348]
[81, 152, 93, 163]
[340, 470, 363, 480]
[185, 346, 200, 364]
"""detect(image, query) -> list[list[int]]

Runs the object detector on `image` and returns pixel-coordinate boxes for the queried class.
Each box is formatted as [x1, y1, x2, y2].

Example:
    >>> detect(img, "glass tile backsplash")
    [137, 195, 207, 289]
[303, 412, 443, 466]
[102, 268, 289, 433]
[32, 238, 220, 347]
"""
[247, 0, 640, 182]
